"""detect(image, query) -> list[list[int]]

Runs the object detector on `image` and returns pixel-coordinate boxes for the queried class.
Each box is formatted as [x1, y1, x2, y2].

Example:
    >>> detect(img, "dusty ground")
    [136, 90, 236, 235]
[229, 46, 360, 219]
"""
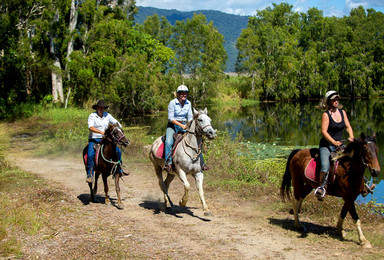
[7, 134, 384, 259]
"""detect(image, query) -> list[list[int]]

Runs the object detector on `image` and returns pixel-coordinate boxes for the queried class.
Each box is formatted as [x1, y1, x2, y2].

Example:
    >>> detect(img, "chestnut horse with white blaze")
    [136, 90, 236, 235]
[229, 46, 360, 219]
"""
[281, 133, 380, 248]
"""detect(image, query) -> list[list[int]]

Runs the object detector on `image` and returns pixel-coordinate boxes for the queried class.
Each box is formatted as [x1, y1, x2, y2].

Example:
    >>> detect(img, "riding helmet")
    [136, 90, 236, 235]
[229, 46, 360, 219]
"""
[177, 85, 189, 93]
[325, 90, 340, 100]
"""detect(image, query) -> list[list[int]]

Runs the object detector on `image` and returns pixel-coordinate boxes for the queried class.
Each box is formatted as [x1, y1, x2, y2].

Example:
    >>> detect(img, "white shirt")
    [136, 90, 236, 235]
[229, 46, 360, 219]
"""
[88, 112, 121, 139]
[168, 98, 193, 123]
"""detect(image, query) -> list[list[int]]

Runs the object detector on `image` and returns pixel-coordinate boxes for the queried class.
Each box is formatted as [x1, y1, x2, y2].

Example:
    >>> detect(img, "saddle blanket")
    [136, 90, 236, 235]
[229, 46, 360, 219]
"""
[83, 144, 101, 166]
[154, 134, 184, 160]
[304, 158, 338, 183]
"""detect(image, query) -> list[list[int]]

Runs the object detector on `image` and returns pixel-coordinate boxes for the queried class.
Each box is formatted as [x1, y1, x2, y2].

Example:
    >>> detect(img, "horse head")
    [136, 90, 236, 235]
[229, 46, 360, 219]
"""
[193, 108, 216, 140]
[360, 132, 380, 177]
[105, 123, 130, 147]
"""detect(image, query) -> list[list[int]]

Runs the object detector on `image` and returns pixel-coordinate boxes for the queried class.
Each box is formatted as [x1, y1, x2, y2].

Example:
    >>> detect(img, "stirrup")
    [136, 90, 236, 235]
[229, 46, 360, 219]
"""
[365, 181, 375, 193]
[314, 187, 326, 198]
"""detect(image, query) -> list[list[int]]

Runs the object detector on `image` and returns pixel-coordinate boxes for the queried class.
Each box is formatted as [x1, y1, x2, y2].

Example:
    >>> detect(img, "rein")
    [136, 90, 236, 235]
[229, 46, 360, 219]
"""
[100, 144, 121, 177]
[182, 116, 208, 161]
[99, 126, 126, 177]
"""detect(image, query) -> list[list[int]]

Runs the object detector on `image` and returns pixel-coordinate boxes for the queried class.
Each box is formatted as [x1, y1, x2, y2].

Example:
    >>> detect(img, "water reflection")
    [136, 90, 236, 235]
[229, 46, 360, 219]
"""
[124, 98, 384, 203]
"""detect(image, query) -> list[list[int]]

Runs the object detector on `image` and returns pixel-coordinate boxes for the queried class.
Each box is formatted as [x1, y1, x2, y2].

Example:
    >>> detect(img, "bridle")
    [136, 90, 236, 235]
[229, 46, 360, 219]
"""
[110, 126, 128, 145]
[101, 126, 128, 176]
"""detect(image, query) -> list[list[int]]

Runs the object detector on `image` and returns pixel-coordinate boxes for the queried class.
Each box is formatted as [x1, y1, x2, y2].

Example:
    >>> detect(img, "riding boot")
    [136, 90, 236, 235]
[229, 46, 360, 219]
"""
[315, 171, 329, 200]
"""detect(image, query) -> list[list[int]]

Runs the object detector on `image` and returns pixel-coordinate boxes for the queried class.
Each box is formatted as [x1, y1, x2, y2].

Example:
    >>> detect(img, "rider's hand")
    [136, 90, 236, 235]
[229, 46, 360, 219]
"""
[181, 124, 187, 130]
[334, 141, 343, 147]
[348, 136, 354, 142]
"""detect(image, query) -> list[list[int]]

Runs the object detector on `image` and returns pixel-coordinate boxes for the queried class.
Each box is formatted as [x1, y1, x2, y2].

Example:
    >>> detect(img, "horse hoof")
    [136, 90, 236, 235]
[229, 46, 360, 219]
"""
[179, 200, 186, 207]
[116, 204, 124, 210]
[204, 211, 212, 216]
[362, 242, 372, 249]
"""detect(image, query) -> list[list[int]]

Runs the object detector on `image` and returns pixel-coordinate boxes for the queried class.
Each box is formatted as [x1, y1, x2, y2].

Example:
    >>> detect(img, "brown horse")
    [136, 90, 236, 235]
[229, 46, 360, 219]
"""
[281, 133, 380, 248]
[83, 123, 130, 209]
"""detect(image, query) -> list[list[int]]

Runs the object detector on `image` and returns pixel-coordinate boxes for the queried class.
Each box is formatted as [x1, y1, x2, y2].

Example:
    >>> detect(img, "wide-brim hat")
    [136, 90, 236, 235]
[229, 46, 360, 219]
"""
[92, 99, 109, 110]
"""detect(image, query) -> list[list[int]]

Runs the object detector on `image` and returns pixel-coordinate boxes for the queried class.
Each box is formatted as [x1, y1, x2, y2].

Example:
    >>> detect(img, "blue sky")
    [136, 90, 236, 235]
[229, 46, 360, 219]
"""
[136, 0, 384, 17]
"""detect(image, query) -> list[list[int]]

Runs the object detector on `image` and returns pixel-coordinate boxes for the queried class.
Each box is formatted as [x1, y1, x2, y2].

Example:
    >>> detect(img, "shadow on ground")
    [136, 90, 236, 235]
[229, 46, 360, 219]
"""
[139, 199, 211, 222]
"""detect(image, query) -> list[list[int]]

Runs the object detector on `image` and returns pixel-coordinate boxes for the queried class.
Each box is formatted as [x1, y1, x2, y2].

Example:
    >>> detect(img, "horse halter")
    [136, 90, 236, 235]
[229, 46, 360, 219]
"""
[110, 126, 127, 144]
[195, 115, 212, 136]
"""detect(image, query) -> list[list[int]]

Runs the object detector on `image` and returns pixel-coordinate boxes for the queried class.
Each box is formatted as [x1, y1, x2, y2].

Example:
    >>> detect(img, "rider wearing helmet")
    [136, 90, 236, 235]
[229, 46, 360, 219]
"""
[315, 91, 354, 199]
[163, 85, 210, 172]
[315, 91, 375, 200]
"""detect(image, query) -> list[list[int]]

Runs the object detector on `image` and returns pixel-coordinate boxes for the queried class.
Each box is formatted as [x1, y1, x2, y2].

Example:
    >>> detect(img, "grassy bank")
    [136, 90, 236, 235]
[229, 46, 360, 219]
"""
[1, 105, 384, 255]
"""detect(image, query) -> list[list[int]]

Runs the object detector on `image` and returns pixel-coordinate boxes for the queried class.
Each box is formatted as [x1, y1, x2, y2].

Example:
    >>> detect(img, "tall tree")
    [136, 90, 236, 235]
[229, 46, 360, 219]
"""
[169, 13, 227, 102]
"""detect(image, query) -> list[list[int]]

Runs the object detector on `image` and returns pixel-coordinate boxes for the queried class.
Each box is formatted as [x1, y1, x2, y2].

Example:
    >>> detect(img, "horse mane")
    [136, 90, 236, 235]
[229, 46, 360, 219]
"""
[333, 133, 375, 161]
[333, 140, 358, 161]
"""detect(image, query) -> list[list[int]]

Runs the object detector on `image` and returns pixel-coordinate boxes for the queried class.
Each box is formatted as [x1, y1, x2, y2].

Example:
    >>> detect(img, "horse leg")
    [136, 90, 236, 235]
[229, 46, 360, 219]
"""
[163, 173, 175, 209]
[336, 204, 348, 239]
[292, 197, 306, 232]
[178, 169, 190, 207]
[155, 166, 174, 210]
[114, 175, 124, 210]
[193, 171, 211, 216]
[94, 172, 100, 195]
[102, 174, 110, 205]
[346, 200, 372, 248]
[88, 182, 94, 202]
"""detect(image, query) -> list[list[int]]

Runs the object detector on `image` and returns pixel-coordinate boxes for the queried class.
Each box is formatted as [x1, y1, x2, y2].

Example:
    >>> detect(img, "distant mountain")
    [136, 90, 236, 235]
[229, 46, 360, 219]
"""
[134, 6, 250, 72]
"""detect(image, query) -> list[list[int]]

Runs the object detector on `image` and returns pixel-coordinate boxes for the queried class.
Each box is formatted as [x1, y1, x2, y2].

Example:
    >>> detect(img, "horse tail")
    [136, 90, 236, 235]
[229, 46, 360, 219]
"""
[280, 149, 301, 202]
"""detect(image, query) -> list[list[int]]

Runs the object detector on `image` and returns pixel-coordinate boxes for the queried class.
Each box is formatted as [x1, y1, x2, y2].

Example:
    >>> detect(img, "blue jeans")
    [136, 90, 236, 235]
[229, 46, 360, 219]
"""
[165, 123, 185, 165]
[319, 145, 336, 173]
[86, 138, 122, 176]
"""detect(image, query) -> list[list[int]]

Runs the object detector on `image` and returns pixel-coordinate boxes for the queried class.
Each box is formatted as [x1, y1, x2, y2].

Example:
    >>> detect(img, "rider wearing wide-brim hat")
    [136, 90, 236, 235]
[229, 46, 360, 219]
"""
[86, 99, 129, 183]
[163, 85, 210, 172]
[315, 91, 374, 199]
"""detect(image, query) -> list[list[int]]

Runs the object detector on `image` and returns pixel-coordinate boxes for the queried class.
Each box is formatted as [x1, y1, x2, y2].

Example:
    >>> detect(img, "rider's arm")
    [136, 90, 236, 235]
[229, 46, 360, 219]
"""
[89, 126, 104, 135]
[171, 119, 187, 129]
[321, 112, 342, 146]
[343, 110, 354, 142]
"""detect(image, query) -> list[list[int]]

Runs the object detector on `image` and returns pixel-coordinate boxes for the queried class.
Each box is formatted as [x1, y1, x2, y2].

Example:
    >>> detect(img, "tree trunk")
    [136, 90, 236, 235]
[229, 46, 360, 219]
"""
[50, 10, 64, 103]
[65, 0, 79, 108]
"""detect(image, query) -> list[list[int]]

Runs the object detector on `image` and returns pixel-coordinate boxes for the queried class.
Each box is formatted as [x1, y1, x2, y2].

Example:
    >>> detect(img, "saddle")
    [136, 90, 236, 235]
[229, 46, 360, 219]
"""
[304, 148, 339, 184]
[154, 132, 185, 160]
[83, 143, 101, 166]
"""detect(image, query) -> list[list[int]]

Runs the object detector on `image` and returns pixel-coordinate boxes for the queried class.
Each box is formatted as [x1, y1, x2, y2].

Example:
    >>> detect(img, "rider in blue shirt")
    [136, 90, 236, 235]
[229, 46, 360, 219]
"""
[163, 85, 210, 172]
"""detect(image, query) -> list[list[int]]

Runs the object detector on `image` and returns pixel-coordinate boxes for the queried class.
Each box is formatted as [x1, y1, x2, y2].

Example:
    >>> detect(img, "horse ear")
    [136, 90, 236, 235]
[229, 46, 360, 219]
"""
[193, 108, 198, 116]
[360, 132, 366, 140]
[203, 107, 208, 114]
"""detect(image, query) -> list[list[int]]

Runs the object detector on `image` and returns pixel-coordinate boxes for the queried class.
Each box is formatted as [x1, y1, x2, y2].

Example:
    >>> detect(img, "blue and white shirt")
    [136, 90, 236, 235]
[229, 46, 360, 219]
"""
[88, 112, 121, 139]
[168, 98, 193, 123]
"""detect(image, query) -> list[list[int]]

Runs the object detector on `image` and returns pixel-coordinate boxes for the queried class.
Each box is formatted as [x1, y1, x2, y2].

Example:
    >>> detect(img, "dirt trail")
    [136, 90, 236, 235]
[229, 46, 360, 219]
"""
[8, 136, 383, 259]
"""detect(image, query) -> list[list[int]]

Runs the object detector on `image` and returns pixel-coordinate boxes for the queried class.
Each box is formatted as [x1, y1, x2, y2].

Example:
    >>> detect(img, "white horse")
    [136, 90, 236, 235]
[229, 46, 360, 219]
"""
[149, 108, 216, 216]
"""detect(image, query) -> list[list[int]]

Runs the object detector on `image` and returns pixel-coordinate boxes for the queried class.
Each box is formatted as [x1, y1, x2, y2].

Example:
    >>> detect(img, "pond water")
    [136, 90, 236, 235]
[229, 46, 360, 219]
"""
[125, 98, 384, 204]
